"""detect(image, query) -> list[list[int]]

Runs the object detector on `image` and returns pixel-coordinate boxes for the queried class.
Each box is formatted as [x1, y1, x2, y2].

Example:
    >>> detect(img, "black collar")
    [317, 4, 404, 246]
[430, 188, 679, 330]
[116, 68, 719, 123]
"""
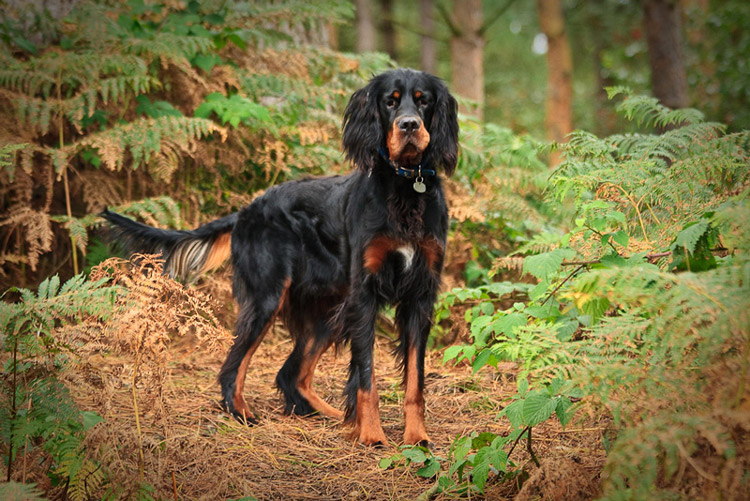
[378, 148, 436, 180]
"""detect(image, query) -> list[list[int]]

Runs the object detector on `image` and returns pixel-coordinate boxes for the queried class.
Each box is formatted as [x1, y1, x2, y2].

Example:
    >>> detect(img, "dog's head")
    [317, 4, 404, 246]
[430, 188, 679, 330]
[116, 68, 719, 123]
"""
[343, 68, 459, 176]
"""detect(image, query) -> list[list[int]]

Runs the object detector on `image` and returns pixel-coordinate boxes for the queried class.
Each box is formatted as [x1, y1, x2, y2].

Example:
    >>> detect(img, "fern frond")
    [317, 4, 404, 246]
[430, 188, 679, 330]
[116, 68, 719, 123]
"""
[0, 482, 46, 501]
[230, 0, 354, 26]
[65, 459, 105, 501]
[0, 142, 28, 183]
[607, 88, 705, 129]
[107, 196, 182, 229]
[0, 206, 54, 271]
[76, 116, 226, 172]
[122, 33, 215, 70]
[0, 68, 55, 96]
[511, 231, 565, 256]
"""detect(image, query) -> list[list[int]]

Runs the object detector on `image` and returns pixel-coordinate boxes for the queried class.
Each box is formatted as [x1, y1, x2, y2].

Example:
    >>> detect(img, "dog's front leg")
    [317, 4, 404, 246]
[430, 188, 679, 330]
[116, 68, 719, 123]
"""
[341, 286, 388, 446]
[396, 296, 435, 446]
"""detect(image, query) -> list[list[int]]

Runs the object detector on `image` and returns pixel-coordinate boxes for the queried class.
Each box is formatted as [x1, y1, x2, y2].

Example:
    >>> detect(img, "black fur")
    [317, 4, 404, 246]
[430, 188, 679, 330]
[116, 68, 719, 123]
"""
[102, 69, 459, 444]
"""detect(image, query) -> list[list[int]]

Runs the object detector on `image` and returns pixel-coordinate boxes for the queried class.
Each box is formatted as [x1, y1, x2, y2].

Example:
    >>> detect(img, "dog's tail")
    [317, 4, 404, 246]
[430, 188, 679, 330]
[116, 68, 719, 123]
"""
[100, 209, 238, 281]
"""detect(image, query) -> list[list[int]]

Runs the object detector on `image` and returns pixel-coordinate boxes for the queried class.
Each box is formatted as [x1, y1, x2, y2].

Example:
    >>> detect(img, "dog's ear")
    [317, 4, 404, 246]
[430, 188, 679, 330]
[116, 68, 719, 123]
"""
[428, 78, 459, 176]
[342, 81, 382, 172]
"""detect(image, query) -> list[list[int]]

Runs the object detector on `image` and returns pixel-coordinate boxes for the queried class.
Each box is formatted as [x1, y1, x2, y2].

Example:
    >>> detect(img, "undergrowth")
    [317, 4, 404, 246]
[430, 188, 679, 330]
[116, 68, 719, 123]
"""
[0, 0, 382, 287]
[1, 273, 118, 498]
[1, 255, 232, 498]
[397, 89, 750, 499]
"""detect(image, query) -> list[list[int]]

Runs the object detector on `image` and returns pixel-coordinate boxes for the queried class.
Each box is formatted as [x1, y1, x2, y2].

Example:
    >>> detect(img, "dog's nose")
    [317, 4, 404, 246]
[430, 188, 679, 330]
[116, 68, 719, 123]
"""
[397, 117, 420, 133]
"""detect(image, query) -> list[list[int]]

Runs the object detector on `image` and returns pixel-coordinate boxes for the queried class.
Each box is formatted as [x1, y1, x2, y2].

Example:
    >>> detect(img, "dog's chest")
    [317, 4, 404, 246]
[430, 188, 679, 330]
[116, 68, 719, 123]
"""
[362, 236, 442, 276]
[395, 244, 416, 270]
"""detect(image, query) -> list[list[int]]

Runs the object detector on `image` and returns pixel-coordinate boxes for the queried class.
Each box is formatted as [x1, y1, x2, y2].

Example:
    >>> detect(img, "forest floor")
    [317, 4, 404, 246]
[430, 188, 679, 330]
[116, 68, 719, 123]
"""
[58, 306, 606, 500]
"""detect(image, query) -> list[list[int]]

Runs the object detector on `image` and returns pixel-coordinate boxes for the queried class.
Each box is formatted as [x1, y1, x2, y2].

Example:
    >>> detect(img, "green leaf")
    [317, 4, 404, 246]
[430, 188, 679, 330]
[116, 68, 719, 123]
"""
[522, 392, 558, 426]
[470, 314, 493, 345]
[80, 411, 104, 431]
[472, 454, 491, 492]
[611, 230, 629, 248]
[523, 248, 575, 281]
[502, 399, 524, 428]
[674, 220, 709, 254]
[582, 297, 610, 324]
[472, 349, 496, 374]
[417, 458, 441, 478]
[518, 378, 529, 396]
[443, 345, 464, 364]
[378, 457, 393, 469]
[480, 301, 494, 316]
[555, 398, 574, 428]
[194, 101, 214, 119]
[495, 312, 527, 337]
[192, 53, 223, 73]
[401, 447, 427, 463]
[606, 210, 627, 225]
[526, 305, 560, 319]
[452, 436, 472, 463]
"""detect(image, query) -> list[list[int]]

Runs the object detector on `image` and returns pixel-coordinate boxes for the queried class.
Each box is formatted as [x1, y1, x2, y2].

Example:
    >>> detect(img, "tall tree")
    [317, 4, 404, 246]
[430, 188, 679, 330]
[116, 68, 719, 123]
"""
[538, 0, 573, 165]
[449, 0, 484, 119]
[381, 0, 397, 60]
[355, 0, 376, 52]
[643, 0, 688, 111]
[420, 0, 436, 74]
[439, 0, 518, 120]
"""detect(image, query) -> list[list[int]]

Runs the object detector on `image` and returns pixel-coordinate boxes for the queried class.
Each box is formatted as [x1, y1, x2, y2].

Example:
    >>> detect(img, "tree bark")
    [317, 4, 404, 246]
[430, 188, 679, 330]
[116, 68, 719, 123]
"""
[420, 0, 436, 74]
[355, 0, 376, 52]
[449, 0, 484, 120]
[537, 0, 573, 165]
[381, 0, 397, 60]
[643, 0, 688, 110]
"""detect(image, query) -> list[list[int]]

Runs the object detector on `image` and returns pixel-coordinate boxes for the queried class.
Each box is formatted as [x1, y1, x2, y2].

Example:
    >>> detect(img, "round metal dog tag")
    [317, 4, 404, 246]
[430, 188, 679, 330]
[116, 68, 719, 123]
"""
[413, 178, 426, 193]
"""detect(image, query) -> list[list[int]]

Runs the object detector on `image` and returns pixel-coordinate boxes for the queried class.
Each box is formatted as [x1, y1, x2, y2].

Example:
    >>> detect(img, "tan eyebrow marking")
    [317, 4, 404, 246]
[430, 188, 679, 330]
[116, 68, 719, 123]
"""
[414, 91, 422, 99]
[393, 91, 400, 99]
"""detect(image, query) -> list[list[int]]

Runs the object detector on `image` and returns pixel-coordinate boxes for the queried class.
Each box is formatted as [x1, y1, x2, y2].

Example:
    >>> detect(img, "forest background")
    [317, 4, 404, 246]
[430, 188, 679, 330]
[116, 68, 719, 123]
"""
[1, 0, 749, 500]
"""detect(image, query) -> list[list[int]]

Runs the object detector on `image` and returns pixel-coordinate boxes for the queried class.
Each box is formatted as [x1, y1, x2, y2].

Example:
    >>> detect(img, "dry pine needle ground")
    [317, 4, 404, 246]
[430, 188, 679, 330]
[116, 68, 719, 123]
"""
[52, 260, 605, 500]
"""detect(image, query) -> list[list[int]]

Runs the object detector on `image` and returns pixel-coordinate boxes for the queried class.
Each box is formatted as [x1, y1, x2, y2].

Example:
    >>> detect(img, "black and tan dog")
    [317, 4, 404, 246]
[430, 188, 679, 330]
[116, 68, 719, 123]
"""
[103, 68, 459, 445]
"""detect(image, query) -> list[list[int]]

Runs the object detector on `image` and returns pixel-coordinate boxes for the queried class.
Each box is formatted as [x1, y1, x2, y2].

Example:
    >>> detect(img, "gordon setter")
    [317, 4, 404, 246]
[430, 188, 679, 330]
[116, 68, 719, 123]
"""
[102, 68, 459, 445]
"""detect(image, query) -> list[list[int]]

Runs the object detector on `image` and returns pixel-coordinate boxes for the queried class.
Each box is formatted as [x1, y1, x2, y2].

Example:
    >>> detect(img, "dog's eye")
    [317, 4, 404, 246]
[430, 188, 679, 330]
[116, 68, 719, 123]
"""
[386, 97, 398, 109]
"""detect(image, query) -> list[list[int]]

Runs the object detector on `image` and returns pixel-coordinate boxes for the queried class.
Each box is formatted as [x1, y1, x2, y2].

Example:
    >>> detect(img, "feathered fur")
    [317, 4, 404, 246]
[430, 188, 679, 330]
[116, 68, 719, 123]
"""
[102, 68, 459, 445]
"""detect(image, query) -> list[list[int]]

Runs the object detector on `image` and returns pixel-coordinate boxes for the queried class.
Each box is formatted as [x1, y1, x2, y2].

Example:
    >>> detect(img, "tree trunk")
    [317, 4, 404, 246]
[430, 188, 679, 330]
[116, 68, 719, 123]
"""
[355, 0, 376, 52]
[420, 0, 436, 74]
[537, 0, 573, 165]
[381, 0, 397, 60]
[643, 0, 688, 111]
[450, 0, 484, 120]
[587, 9, 616, 136]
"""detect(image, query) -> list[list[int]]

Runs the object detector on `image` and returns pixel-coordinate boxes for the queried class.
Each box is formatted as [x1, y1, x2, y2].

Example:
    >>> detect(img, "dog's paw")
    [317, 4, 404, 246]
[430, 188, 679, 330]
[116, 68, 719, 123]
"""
[219, 398, 259, 425]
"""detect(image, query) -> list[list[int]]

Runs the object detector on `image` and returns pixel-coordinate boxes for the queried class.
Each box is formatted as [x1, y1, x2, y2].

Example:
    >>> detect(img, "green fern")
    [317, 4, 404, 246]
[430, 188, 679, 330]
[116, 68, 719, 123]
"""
[0, 482, 46, 501]
[75, 116, 226, 173]
[606, 86, 705, 129]
[1, 273, 118, 496]
[442, 91, 750, 497]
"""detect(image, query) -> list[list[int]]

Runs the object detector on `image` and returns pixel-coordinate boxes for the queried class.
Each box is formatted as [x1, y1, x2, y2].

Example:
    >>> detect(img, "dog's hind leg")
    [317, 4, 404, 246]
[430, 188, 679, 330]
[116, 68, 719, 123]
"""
[218, 279, 290, 423]
[296, 338, 343, 419]
[276, 320, 343, 419]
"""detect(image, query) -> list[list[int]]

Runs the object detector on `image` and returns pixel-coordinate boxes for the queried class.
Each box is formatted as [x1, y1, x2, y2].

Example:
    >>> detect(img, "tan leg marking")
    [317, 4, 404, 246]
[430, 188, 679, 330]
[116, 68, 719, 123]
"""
[297, 338, 344, 419]
[403, 347, 430, 445]
[232, 334, 264, 421]
[232, 279, 291, 422]
[352, 371, 388, 445]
